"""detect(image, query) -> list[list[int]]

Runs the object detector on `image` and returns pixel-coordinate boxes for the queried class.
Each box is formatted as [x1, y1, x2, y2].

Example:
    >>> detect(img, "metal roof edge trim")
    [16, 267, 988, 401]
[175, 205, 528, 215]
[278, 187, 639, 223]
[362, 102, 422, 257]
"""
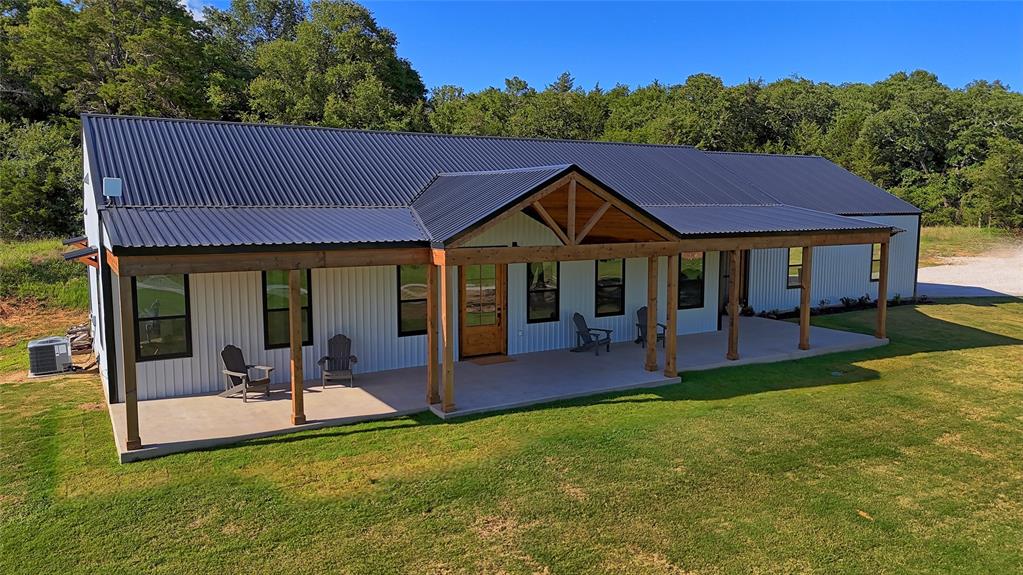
[80, 113, 701, 151]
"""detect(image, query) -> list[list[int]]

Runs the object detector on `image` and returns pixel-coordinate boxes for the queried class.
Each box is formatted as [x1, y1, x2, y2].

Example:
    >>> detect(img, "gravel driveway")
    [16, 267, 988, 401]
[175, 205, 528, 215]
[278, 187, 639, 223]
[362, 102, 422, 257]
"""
[917, 243, 1023, 298]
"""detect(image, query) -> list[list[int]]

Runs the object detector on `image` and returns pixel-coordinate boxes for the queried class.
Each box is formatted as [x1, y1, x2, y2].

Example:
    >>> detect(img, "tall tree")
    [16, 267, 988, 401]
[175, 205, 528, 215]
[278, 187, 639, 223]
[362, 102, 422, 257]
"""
[7, 0, 213, 117]
[247, 0, 426, 129]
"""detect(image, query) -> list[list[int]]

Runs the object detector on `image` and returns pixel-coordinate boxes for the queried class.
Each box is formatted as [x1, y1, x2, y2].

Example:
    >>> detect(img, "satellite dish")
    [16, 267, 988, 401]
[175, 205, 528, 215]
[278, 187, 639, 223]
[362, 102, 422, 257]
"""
[102, 177, 122, 198]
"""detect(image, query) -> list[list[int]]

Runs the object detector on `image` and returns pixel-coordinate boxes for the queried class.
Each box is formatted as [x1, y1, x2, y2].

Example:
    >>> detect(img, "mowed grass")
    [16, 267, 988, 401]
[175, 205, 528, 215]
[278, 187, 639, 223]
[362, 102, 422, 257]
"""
[2, 300, 1023, 574]
[919, 226, 1016, 267]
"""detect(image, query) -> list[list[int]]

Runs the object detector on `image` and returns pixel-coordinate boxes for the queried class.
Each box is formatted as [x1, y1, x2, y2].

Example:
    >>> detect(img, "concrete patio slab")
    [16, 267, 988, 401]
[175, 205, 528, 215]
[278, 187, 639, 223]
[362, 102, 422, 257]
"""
[109, 317, 885, 462]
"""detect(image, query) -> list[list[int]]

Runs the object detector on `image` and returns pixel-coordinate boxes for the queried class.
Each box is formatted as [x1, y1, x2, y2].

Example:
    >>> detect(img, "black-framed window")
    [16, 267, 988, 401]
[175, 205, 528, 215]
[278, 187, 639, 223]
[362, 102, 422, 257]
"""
[262, 270, 312, 349]
[870, 243, 882, 282]
[398, 264, 427, 336]
[679, 252, 706, 309]
[133, 274, 192, 361]
[527, 262, 559, 323]
[595, 258, 625, 317]
[786, 247, 802, 289]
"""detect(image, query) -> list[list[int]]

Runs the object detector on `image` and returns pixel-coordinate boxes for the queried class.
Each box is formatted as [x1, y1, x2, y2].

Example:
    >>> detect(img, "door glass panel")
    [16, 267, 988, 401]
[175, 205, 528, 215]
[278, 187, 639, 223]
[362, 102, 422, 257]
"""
[465, 264, 497, 326]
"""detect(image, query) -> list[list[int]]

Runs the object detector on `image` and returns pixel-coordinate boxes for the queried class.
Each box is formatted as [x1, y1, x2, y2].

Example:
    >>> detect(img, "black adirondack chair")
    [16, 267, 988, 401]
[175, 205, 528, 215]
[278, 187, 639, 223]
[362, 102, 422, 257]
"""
[318, 334, 358, 388]
[218, 345, 274, 401]
[570, 313, 613, 355]
[634, 305, 666, 348]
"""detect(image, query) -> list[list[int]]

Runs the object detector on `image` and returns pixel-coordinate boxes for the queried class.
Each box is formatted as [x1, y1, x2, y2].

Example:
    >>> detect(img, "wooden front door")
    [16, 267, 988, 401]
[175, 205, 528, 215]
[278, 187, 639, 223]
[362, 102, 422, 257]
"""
[459, 263, 507, 358]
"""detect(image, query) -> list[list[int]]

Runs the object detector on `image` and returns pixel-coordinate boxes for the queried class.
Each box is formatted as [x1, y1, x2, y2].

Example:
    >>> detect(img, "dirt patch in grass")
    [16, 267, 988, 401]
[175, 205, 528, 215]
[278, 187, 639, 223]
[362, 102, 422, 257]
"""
[0, 299, 88, 347]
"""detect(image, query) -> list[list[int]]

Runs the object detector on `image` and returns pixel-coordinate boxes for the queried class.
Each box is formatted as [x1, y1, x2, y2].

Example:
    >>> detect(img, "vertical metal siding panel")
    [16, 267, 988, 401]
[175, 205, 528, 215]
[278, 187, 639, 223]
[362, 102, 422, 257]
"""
[746, 218, 918, 317]
[859, 215, 918, 299]
[748, 248, 795, 313]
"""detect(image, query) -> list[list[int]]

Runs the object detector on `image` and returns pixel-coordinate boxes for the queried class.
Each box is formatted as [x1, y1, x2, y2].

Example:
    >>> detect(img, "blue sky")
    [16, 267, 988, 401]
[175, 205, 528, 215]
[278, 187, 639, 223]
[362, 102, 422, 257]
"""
[198, 1, 1023, 92]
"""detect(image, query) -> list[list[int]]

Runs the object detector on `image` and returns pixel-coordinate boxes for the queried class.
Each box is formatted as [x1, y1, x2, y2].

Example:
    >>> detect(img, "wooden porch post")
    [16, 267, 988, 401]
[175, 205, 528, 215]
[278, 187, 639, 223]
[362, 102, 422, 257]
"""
[289, 269, 306, 425]
[798, 245, 814, 350]
[426, 263, 440, 404]
[726, 249, 741, 361]
[117, 274, 142, 450]
[664, 254, 679, 378]
[875, 240, 890, 339]
[440, 264, 456, 412]
[645, 256, 659, 371]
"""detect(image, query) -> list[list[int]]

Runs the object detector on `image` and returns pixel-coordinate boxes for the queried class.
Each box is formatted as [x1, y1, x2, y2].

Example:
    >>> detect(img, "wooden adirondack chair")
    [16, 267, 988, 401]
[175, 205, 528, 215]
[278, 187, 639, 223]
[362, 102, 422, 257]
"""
[318, 334, 358, 388]
[570, 313, 613, 355]
[634, 305, 666, 348]
[218, 345, 274, 402]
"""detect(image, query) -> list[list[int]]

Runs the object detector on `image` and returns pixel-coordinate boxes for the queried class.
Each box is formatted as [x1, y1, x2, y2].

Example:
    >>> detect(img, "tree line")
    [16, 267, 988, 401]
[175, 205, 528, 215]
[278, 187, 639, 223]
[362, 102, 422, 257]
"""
[2, 0, 1021, 240]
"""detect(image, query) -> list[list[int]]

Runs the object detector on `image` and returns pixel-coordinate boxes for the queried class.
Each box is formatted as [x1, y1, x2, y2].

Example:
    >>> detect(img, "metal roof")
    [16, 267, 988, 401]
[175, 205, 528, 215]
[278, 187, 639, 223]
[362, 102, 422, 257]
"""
[62, 246, 98, 260]
[412, 165, 572, 243]
[82, 115, 916, 250]
[705, 152, 920, 215]
[83, 114, 777, 209]
[645, 205, 892, 236]
[102, 207, 427, 249]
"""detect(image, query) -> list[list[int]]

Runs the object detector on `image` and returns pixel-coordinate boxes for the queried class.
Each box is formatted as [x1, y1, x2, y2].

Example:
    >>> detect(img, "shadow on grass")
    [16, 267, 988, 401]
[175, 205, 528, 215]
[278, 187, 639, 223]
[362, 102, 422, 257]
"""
[167, 301, 1023, 458]
[444, 301, 1023, 421]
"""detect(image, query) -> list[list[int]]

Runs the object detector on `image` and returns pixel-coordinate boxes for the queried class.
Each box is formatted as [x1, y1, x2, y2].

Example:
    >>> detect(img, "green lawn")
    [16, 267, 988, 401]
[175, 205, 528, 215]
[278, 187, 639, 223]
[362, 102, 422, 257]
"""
[2, 299, 1023, 574]
[919, 226, 1016, 268]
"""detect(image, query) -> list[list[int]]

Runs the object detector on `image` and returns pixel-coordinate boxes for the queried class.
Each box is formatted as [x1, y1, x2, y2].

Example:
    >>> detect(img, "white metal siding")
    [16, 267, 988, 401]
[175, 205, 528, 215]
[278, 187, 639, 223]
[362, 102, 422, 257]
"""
[746, 214, 919, 313]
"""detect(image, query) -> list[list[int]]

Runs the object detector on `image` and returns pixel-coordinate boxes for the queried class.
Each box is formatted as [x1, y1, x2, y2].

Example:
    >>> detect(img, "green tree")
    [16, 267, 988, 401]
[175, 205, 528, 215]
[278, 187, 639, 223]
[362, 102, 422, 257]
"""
[966, 136, 1023, 228]
[0, 119, 82, 239]
[247, 0, 426, 129]
[7, 0, 213, 117]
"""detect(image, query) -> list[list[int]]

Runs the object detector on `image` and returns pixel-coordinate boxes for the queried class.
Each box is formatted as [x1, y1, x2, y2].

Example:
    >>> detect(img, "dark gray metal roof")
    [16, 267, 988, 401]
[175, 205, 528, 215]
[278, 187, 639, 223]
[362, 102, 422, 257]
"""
[82, 114, 914, 250]
[412, 165, 571, 243]
[705, 152, 920, 215]
[645, 205, 892, 236]
[62, 246, 98, 260]
[102, 207, 427, 249]
[83, 114, 776, 209]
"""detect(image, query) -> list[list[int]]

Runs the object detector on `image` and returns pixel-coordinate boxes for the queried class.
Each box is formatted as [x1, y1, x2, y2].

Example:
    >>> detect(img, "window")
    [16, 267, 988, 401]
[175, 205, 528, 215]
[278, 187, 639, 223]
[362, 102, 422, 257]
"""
[398, 264, 428, 336]
[527, 262, 559, 323]
[133, 274, 191, 361]
[463, 264, 498, 326]
[870, 243, 882, 282]
[786, 247, 803, 289]
[595, 258, 625, 317]
[678, 252, 705, 309]
[262, 270, 312, 349]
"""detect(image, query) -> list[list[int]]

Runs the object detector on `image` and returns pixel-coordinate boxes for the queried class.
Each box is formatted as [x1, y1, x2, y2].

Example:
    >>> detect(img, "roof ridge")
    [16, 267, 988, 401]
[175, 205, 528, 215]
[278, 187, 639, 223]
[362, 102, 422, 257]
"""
[103, 204, 413, 210]
[434, 164, 573, 177]
[639, 202, 783, 208]
[81, 113, 701, 150]
[703, 150, 823, 159]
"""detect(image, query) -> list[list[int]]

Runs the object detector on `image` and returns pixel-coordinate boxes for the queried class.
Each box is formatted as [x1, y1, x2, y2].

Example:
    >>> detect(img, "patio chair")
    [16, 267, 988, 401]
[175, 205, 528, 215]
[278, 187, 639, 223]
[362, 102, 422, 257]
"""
[570, 313, 613, 355]
[218, 345, 274, 402]
[634, 305, 666, 348]
[318, 333, 358, 388]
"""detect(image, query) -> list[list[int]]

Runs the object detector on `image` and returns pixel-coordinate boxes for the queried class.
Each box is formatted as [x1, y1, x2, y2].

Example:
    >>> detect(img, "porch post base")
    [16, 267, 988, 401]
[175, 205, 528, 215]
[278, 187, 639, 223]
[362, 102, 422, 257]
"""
[798, 343, 810, 351]
[663, 368, 678, 378]
[726, 352, 739, 361]
[125, 439, 142, 451]
[441, 403, 455, 414]
[291, 415, 307, 425]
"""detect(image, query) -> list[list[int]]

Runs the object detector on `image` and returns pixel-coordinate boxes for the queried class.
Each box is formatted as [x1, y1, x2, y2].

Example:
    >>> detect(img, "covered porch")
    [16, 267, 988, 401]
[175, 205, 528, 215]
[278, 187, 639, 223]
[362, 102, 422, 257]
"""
[109, 316, 885, 462]
[104, 167, 895, 458]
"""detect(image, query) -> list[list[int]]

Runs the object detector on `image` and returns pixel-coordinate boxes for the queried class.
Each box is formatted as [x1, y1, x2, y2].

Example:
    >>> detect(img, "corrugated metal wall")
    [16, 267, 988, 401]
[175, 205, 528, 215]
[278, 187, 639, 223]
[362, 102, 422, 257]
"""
[746, 214, 919, 313]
